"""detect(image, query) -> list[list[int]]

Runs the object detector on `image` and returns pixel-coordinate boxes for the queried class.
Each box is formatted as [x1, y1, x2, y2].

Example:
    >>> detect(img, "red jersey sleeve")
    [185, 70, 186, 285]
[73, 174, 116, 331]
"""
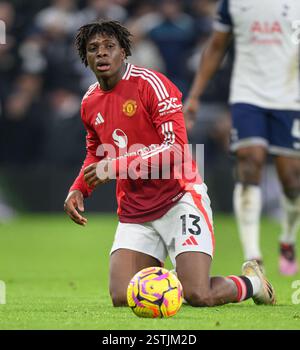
[140, 70, 187, 146]
[69, 103, 102, 197]
[113, 71, 190, 178]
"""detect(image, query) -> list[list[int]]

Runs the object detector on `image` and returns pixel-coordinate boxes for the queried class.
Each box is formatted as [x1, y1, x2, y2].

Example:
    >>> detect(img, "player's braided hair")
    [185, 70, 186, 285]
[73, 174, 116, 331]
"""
[75, 20, 132, 66]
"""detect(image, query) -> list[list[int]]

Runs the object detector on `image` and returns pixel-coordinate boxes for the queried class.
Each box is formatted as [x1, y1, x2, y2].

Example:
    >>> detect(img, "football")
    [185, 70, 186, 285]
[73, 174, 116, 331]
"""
[127, 266, 183, 318]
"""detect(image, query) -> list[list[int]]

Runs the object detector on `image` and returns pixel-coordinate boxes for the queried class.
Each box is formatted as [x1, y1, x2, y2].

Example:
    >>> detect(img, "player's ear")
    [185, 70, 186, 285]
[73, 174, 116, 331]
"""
[121, 48, 126, 61]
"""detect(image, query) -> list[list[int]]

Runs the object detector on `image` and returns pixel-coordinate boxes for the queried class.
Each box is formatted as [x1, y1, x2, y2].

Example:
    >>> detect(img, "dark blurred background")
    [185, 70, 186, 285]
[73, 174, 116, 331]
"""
[0, 0, 243, 220]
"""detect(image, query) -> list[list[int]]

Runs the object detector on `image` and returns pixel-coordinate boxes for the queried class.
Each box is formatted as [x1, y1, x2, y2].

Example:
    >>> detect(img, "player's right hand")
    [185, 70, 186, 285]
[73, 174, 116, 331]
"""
[183, 96, 200, 132]
[64, 190, 88, 226]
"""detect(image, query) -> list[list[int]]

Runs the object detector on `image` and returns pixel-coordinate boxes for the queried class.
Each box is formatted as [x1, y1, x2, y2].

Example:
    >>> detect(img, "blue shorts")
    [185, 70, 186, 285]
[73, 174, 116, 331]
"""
[230, 103, 300, 157]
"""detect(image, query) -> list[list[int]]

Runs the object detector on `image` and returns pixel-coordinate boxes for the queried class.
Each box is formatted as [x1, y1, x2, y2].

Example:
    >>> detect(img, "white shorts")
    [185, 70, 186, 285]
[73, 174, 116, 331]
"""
[110, 183, 215, 267]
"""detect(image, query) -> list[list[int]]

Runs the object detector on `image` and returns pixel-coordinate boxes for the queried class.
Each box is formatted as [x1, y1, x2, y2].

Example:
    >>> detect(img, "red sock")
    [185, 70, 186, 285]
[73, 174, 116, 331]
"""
[227, 275, 253, 302]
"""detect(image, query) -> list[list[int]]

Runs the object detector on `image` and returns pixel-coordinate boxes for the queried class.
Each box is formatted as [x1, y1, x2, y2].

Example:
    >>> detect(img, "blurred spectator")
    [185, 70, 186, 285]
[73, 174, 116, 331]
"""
[0, 0, 232, 164]
[126, 1, 165, 71]
[18, 33, 47, 75]
[126, 1, 162, 34]
[42, 32, 81, 92]
[33, 0, 82, 91]
[0, 1, 19, 95]
[1, 73, 45, 164]
[190, 0, 216, 40]
[0, 0, 236, 213]
[0, 190, 16, 222]
[186, 39, 233, 104]
[77, 0, 128, 25]
[127, 25, 166, 72]
[43, 88, 85, 166]
[148, 0, 196, 96]
[186, 0, 232, 103]
[35, 0, 80, 35]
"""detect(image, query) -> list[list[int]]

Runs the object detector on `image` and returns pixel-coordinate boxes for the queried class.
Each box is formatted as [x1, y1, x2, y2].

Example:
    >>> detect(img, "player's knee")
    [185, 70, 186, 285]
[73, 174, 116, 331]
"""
[184, 290, 214, 307]
[110, 294, 127, 307]
[279, 170, 300, 200]
[237, 152, 265, 183]
[110, 289, 128, 307]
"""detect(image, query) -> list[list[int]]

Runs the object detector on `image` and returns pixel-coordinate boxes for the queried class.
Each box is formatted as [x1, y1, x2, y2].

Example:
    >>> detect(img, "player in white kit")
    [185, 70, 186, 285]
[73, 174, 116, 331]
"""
[184, 0, 300, 275]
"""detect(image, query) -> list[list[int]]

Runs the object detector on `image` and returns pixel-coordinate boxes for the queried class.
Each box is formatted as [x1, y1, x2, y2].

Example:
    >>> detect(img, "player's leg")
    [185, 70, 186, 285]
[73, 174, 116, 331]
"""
[109, 222, 167, 306]
[275, 156, 300, 275]
[176, 251, 274, 306]
[154, 184, 275, 306]
[231, 103, 268, 265]
[109, 249, 161, 306]
[176, 252, 238, 306]
[234, 146, 267, 264]
[269, 111, 300, 275]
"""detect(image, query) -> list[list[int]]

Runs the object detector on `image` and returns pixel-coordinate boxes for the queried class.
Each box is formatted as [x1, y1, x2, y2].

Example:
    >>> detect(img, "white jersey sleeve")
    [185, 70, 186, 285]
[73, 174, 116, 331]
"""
[214, 0, 232, 33]
[214, 0, 300, 110]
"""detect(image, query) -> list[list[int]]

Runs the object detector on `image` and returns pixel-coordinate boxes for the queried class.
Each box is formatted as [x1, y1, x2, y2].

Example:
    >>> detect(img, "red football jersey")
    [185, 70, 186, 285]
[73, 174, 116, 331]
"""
[70, 63, 202, 223]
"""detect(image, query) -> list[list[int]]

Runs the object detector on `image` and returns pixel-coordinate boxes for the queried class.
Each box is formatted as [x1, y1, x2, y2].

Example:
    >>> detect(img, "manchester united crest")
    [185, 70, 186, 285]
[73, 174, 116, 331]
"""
[123, 100, 137, 117]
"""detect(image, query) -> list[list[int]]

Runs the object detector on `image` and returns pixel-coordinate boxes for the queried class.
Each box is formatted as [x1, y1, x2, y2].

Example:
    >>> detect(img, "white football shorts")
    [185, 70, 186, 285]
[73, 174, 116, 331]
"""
[110, 183, 215, 267]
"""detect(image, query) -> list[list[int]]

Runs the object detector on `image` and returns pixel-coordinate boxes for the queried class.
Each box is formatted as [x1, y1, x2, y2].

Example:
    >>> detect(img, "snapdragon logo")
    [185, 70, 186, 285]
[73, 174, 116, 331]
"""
[0, 20, 6, 44]
[291, 20, 300, 45]
[0, 280, 6, 304]
[291, 280, 300, 304]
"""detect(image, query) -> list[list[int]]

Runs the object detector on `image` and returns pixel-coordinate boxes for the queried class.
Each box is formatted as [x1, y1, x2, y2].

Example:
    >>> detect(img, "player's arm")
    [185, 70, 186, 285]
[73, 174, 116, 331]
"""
[185, 31, 232, 110]
[184, 0, 232, 129]
[64, 105, 103, 226]
[64, 190, 87, 226]
[137, 71, 190, 174]
[96, 72, 190, 179]
[112, 113, 187, 179]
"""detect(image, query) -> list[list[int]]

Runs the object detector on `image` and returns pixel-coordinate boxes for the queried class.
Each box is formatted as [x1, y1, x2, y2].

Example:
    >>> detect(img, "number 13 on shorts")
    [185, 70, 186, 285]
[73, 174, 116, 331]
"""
[167, 186, 215, 259]
[180, 214, 201, 236]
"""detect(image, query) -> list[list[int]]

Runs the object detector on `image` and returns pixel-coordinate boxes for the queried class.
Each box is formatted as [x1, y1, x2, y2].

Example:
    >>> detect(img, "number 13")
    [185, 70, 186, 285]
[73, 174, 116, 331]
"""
[180, 214, 201, 235]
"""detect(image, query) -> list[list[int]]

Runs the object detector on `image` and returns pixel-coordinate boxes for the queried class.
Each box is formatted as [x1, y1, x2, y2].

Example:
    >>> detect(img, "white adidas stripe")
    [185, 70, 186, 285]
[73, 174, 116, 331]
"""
[132, 66, 169, 98]
[97, 112, 104, 123]
[162, 122, 170, 143]
[82, 82, 98, 101]
[122, 63, 131, 80]
[125, 64, 133, 80]
[141, 122, 176, 159]
[88, 82, 98, 91]
[131, 72, 163, 101]
[169, 122, 175, 144]
[131, 67, 169, 100]
[162, 122, 175, 145]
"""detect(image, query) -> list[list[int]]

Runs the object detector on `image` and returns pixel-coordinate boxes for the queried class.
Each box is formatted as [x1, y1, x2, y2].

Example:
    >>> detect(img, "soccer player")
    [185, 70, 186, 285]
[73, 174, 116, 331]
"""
[64, 20, 275, 307]
[184, 0, 300, 275]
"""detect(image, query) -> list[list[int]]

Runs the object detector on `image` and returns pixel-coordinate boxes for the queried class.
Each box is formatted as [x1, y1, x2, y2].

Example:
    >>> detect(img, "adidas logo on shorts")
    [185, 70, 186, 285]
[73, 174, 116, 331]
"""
[182, 236, 199, 246]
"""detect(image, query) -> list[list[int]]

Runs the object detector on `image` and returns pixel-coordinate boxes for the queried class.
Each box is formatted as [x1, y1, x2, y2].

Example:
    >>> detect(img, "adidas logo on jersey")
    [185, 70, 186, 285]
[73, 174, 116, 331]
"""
[182, 236, 199, 246]
[95, 112, 104, 125]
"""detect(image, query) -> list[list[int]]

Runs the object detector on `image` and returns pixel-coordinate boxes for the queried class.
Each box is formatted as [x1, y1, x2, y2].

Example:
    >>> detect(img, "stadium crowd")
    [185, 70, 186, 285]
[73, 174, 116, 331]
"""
[0, 0, 254, 217]
[0, 0, 232, 166]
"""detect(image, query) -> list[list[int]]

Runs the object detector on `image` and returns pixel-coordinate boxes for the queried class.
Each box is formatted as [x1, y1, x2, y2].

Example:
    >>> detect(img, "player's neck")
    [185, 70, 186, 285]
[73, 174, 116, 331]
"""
[97, 62, 127, 91]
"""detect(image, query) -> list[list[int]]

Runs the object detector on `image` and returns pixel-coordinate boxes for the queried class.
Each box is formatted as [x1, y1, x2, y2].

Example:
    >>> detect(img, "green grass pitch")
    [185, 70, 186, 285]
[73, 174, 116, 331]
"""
[0, 214, 300, 330]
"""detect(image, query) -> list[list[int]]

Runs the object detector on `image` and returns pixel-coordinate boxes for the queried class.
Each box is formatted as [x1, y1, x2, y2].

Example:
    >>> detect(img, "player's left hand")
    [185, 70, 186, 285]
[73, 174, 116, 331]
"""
[183, 96, 200, 131]
[83, 160, 112, 187]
